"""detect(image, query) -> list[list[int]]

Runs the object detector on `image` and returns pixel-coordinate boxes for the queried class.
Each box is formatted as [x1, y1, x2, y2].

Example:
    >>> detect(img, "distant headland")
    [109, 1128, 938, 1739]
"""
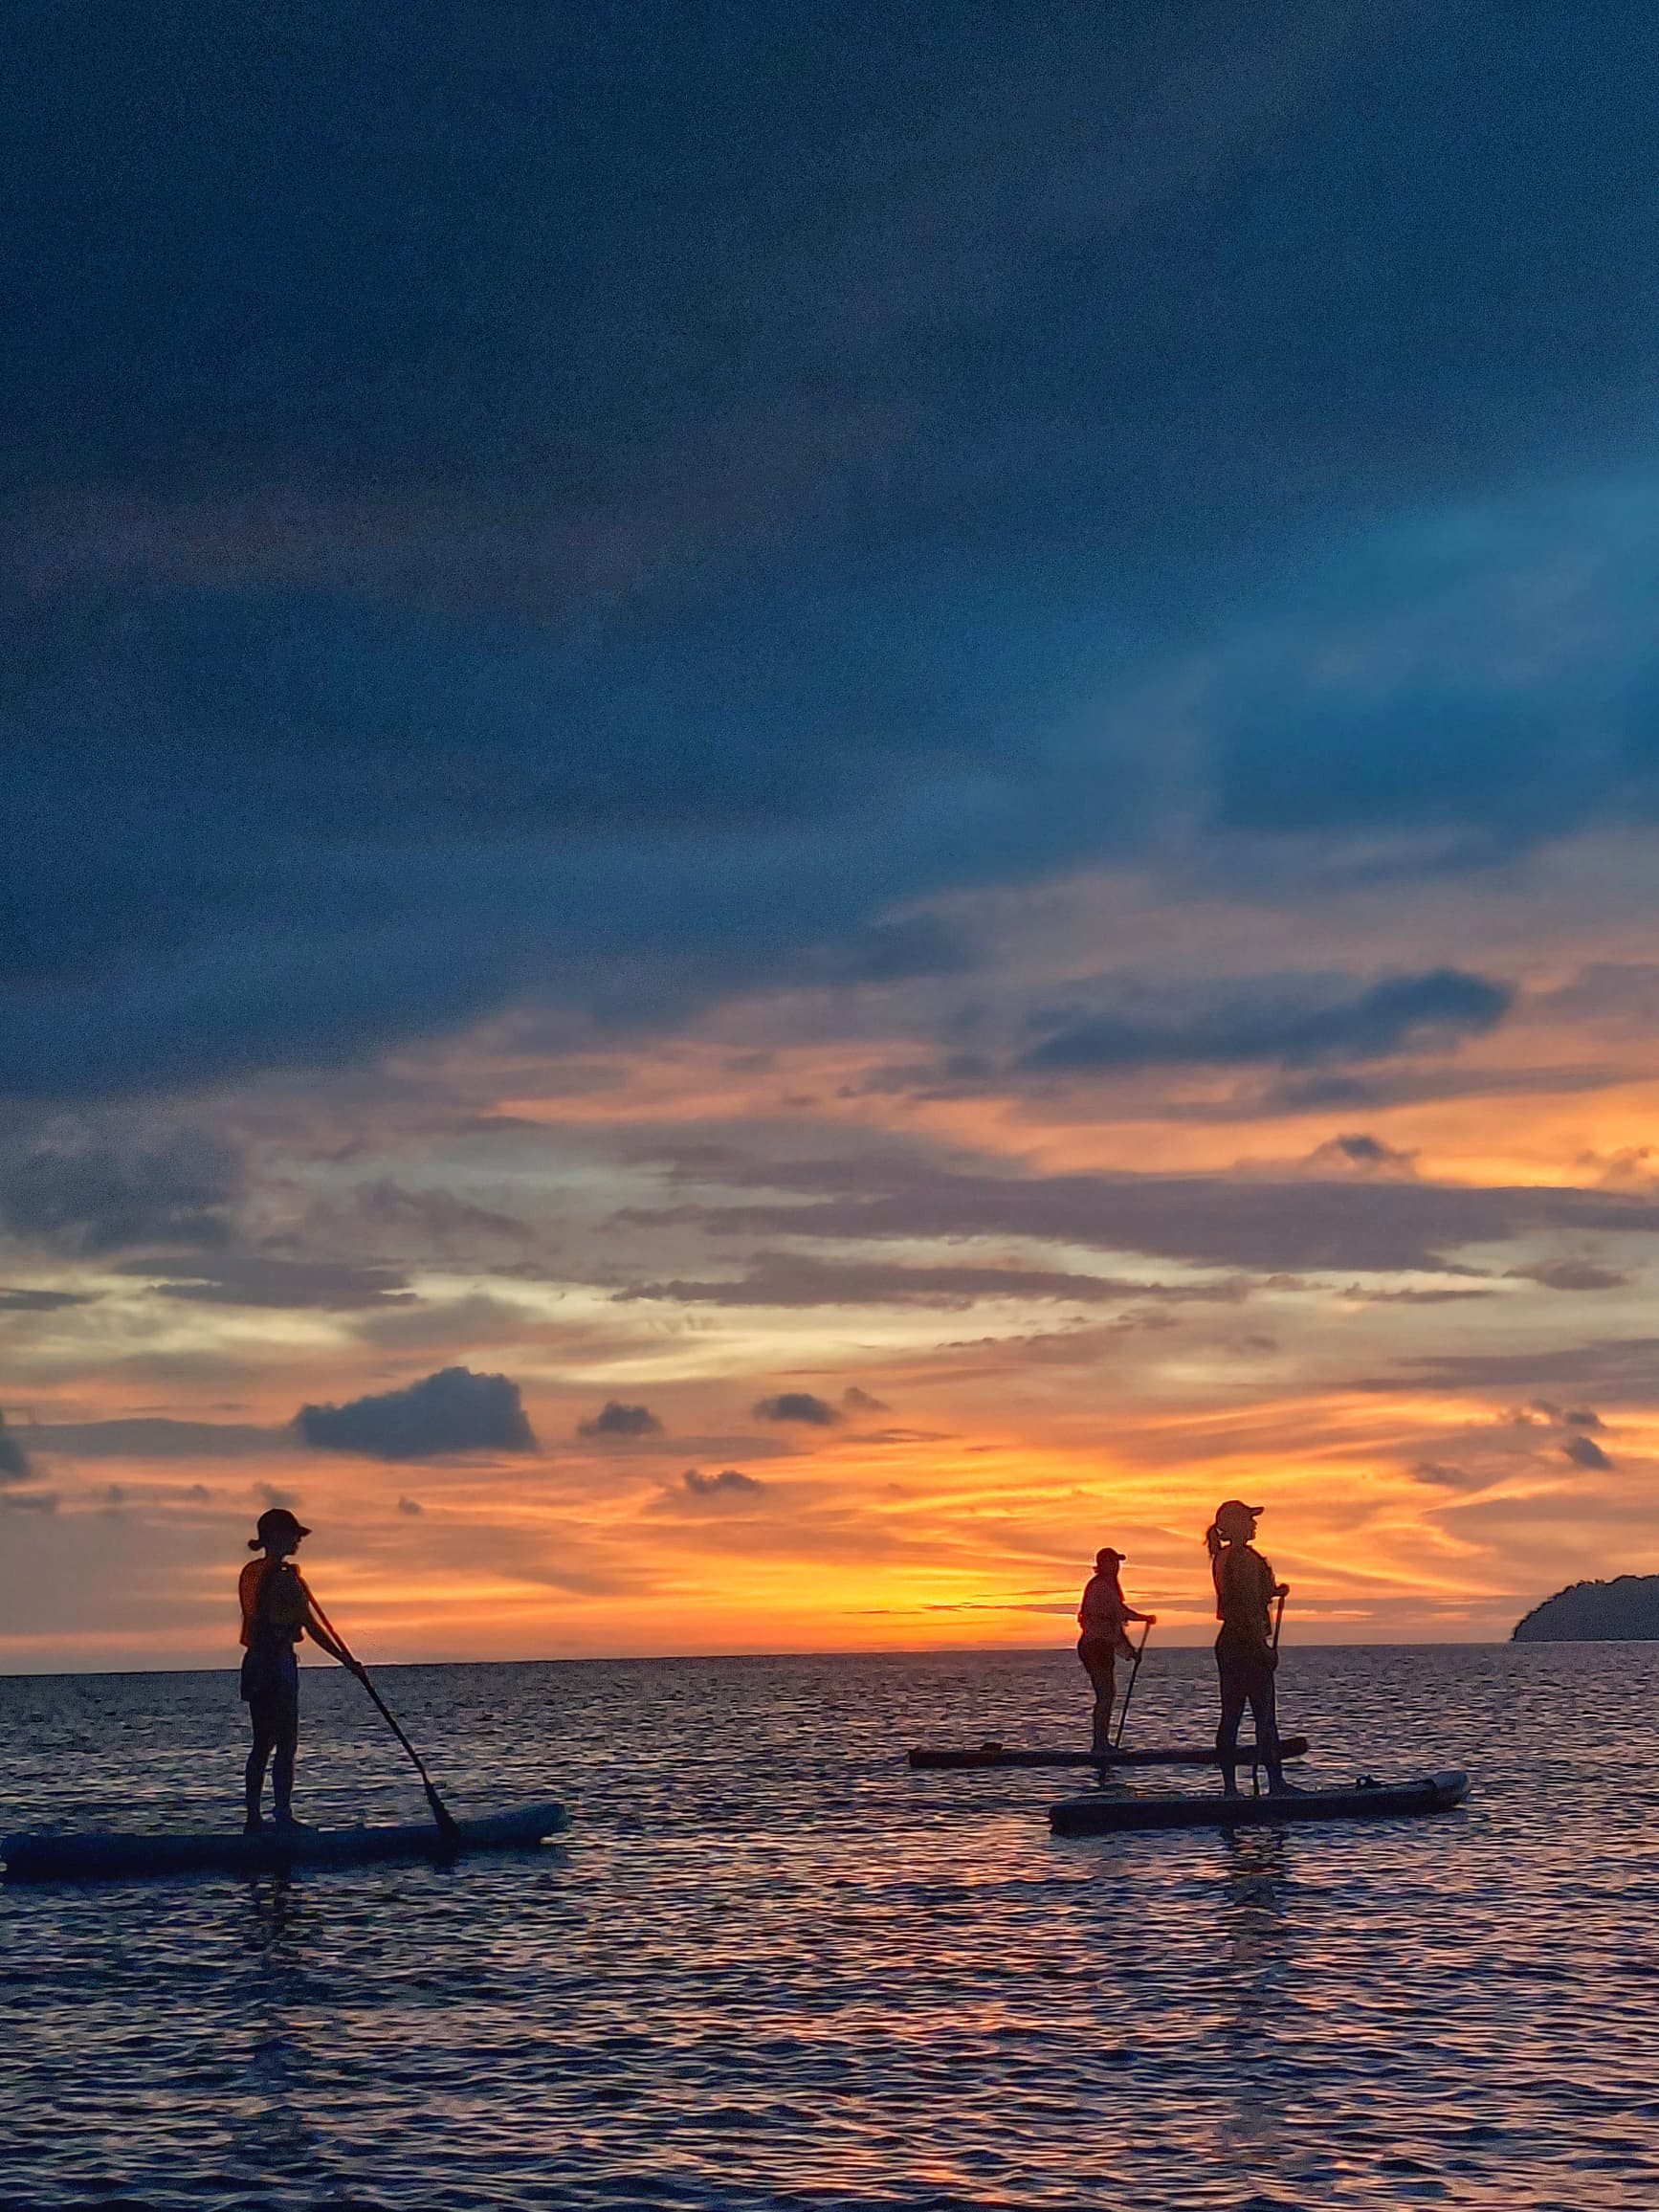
[1513, 1577, 1659, 1641]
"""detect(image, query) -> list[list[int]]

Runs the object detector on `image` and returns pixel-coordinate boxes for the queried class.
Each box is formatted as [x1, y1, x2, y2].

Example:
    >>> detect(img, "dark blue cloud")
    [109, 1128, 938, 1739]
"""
[1022, 969, 1511, 1073]
[8, 4, 1659, 1098]
[648, 1155, 1659, 1276]
[0, 1133, 241, 1252]
[295, 1365, 536, 1460]
[753, 1392, 843, 1427]
[644, 1466, 767, 1514]
[1562, 1434, 1614, 1471]
[577, 1401, 664, 1441]
[681, 1469, 763, 1499]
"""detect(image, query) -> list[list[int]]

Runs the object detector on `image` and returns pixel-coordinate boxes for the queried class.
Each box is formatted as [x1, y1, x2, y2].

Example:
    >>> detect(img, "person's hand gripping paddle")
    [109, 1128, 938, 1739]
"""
[304, 1589, 461, 1848]
[1112, 1619, 1153, 1748]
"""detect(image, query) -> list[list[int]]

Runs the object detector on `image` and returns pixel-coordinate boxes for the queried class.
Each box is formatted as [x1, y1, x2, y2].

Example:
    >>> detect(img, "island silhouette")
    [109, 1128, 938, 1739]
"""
[1514, 1577, 1659, 1641]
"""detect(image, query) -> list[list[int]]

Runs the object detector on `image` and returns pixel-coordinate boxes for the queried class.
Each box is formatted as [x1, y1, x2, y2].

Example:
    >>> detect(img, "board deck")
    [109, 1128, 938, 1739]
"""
[909, 1736, 1310, 1771]
[2, 1800, 569, 1883]
[1049, 1770, 1469, 1835]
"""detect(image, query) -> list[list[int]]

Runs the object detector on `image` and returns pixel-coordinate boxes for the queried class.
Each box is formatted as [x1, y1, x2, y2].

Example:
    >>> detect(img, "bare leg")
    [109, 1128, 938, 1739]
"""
[1249, 1674, 1286, 1791]
[1216, 1655, 1248, 1796]
[272, 1738, 297, 1822]
[245, 1728, 276, 1828]
[1079, 1641, 1117, 1754]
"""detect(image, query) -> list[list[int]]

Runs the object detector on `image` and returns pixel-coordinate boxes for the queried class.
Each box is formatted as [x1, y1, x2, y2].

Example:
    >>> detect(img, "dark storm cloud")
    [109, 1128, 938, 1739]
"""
[0, 1134, 241, 1252]
[9, 6, 1659, 1097]
[754, 1392, 843, 1427]
[1021, 969, 1510, 1073]
[295, 1365, 537, 1460]
[0, 1288, 97, 1311]
[576, 1401, 665, 1441]
[636, 1156, 1659, 1276]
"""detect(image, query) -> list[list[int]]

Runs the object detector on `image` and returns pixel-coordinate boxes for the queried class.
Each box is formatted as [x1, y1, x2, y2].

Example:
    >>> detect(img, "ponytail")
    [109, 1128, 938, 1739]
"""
[1206, 1520, 1229, 1621]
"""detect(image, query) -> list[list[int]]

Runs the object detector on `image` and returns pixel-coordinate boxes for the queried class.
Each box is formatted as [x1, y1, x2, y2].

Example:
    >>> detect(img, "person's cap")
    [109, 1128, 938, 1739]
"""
[1216, 1499, 1264, 1518]
[1095, 1545, 1126, 1564]
[254, 1506, 312, 1542]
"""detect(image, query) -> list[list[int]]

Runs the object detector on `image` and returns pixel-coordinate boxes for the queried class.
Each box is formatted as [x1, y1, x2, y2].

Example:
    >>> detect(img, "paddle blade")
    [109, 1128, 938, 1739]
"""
[426, 1786, 462, 1848]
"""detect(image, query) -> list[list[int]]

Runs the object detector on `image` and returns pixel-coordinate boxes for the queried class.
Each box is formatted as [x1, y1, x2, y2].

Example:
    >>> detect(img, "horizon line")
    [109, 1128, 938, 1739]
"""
[0, 1632, 1606, 1683]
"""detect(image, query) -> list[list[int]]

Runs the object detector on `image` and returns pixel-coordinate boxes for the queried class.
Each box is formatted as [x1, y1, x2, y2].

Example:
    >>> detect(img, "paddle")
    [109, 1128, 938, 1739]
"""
[1272, 1585, 1289, 1654]
[1112, 1620, 1153, 1748]
[304, 1589, 461, 1848]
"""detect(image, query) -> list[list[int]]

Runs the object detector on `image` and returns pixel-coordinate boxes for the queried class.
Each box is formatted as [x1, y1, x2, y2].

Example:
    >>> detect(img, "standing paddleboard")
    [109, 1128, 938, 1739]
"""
[2, 1800, 568, 1882]
[1049, 1771, 1469, 1835]
[909, 1736, 1309, 1771]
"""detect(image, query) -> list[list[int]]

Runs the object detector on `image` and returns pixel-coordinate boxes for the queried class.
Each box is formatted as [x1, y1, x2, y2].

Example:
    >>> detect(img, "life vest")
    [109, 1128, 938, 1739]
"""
[239, 1558, 306, 1648]
[1213, 1542, 1275, 1640]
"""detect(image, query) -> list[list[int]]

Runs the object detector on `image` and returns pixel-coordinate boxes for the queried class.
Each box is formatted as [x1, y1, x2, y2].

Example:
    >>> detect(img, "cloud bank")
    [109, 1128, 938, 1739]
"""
[295, 1367, 537, 1461]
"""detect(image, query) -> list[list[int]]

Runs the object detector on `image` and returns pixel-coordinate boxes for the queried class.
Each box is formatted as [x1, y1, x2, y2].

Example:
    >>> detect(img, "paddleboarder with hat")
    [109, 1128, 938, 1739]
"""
[1077, 1547, 1155, 1753]
[1206, 1499, 1291, 1796]
[239, 1507, 365, 1832]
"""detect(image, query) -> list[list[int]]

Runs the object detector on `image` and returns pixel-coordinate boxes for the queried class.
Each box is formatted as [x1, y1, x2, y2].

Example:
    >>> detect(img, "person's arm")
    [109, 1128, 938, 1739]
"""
[299, 1589, 366, 1673]
[1123, 1605, 1157, 1625]
[1253, 1555, 1285, 1654]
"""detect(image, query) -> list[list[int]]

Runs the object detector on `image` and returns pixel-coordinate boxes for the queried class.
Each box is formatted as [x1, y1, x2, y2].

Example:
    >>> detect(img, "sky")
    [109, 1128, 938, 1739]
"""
[6, 0, 1659, 1669]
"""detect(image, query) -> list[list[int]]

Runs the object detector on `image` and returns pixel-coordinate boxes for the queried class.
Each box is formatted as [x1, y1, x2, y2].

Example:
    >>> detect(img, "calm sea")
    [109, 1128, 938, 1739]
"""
[0, 1642, 1654, 2212]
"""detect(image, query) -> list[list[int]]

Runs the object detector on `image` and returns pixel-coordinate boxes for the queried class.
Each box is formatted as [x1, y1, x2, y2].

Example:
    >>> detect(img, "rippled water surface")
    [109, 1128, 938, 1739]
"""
[1, 1643, 1656, 2210]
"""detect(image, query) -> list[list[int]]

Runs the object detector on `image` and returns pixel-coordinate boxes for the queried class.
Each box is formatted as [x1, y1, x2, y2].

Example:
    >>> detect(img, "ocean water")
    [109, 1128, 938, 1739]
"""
[0, 1641, 1654, 2212]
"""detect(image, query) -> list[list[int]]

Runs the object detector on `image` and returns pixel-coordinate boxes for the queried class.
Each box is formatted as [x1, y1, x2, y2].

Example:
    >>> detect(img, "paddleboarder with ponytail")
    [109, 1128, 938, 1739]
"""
[239, 1507, 365, 1832]
[1206, 1500, 1291, 1797]
[1077, 1547, 1155, 1753]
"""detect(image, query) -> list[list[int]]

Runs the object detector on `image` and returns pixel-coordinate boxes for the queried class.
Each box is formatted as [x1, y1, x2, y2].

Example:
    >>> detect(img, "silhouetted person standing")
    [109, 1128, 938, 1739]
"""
[239, 1507, 363, 1832]
[1077, 1546, 1155, 1753]
[1206, 1500, 1290, 1796]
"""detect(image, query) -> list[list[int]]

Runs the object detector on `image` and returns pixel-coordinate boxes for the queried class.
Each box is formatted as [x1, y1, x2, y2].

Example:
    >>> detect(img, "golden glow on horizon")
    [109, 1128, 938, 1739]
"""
[8, 851, 1659, 1671]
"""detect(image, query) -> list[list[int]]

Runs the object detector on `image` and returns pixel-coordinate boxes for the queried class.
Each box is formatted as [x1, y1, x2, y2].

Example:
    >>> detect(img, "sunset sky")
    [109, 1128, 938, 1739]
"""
[7, 2, 1659, 1669]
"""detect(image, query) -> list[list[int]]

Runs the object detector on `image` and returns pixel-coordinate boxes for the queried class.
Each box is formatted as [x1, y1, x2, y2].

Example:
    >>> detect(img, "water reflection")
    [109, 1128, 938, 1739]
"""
[1210, 1829, 1295, 2201]
[2, 1648, 1658, 2209]
[234, 1877, 316, 2179]
[1219, 1828, 1291, 2041]
[243, 1872, 301, 1958]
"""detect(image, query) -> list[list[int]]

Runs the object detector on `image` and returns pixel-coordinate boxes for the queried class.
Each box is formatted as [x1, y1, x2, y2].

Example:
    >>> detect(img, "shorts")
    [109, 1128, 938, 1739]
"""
[241, 1645, 299, 1746]
[1214, 1633, 1276, 1700]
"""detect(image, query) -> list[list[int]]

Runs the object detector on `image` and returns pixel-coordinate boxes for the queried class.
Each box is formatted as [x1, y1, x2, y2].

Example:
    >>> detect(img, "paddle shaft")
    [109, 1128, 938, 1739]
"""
[303, 1589, 460, 1841]
[1272, 1587, 1288, 1654]
[1113, 1620, 1152, 1748]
